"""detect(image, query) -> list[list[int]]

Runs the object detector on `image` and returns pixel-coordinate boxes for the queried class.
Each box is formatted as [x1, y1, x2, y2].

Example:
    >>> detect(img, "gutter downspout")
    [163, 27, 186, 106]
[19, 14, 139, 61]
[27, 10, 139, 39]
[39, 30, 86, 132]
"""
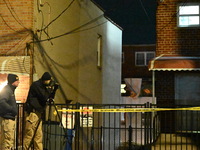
[150, 54, 164, 104]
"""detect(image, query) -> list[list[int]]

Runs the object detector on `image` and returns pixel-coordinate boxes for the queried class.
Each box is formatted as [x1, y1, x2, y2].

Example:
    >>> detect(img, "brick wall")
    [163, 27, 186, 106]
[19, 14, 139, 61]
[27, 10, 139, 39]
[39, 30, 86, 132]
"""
[0, 0, 33, 55]
[155, 71, 175, 132]
[155, 71, 175, 106]
[16, 75, 29, 103]
[122, 45, 155, 79]
[0, 0, 33, 102]
[156, 0, 200, 56]
[0, 74, 29, 103]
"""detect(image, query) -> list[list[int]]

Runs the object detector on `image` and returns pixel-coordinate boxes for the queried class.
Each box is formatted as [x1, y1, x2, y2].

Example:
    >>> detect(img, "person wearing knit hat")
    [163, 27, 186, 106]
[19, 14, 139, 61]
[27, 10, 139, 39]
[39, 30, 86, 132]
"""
[7, 74, 19, 85]
[0, 73, 19, 150]
[41, 72, 51, 81]
[23, 72, 53, 150]
[41, 72, 52, 86]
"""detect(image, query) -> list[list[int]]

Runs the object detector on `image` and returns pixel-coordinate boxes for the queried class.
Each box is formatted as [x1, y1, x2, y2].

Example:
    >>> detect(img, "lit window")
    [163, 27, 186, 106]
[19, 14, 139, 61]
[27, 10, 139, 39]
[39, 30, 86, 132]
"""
[121, 84, 126, 94]
[135, 52, 155, 66]
[178, 4, 200, 27]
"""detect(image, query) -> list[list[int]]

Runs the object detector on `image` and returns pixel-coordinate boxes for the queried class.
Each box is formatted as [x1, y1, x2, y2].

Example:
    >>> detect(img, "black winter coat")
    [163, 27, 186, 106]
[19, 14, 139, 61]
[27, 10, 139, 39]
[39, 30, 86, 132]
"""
[25, 79, 52, 113]
[0, 84, 18, 120]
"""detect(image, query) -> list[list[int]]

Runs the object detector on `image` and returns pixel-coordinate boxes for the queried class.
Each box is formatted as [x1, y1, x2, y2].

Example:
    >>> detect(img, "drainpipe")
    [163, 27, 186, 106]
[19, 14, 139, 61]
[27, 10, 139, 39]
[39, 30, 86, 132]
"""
[150, 54, 164, 104]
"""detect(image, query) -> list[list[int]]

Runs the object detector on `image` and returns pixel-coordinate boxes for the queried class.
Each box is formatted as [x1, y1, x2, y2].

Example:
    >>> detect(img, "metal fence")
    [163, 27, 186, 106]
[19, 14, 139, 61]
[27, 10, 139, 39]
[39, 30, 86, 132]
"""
[1, 103, 200, 150]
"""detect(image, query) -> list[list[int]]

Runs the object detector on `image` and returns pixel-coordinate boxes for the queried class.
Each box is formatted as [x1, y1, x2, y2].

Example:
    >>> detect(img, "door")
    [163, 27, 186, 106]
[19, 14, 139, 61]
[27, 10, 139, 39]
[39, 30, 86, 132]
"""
[175, 72, 200, 132]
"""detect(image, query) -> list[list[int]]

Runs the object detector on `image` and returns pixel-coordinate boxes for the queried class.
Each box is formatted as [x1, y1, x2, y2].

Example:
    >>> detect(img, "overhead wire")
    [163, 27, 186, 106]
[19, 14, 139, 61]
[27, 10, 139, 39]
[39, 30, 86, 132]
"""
[138, 0, 153, 24]
[5, 33, 30, 55]
[41, 0, 75, 31]
[33, 20, 107, 69]
[35, 0, 125, 43]
[1, 0, 33, 74]
[2, 0, 29, 30]
[36, 0, 124, 43]
[32, 14, 105, 43]
[0, 14, 24, 34]
[31, 2, 108, 102]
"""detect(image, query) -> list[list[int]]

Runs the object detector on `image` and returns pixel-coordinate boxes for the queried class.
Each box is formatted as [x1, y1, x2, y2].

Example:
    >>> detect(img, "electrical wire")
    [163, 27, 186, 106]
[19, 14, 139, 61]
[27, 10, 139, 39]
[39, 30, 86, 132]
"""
[0, 14, 25, 34]
[5, 33, 31, 55]
[36, 0, 122, 43]
[3, 0, 29, 30]
[33, 14, 105, 43]
[138, 0, 153, 24]
[32, 20, 107, 69]
[41, 0, 75, 31]
[72, 21, 107, 34]
[158, 0, 189, 32]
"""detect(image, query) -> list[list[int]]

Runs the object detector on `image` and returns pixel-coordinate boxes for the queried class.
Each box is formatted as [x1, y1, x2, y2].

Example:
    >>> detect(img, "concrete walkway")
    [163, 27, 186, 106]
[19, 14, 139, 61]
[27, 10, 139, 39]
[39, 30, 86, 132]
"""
[151, 134, 198, 150]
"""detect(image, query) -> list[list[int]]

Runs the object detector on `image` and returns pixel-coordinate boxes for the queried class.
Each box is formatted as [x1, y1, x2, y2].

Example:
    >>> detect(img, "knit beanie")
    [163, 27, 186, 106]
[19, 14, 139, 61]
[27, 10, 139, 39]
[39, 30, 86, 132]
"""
[7, 74, 19, 84]
[41, 72, 52, 81]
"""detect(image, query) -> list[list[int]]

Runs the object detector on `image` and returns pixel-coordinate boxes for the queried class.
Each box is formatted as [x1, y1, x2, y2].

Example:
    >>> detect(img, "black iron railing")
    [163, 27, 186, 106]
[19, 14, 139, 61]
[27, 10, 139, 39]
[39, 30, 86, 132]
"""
[1, 103, 200, 150]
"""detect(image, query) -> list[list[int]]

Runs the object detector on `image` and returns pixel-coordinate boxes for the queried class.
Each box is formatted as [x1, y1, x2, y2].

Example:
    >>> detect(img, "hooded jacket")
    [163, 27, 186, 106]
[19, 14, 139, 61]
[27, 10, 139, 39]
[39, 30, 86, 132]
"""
[25, 79, 52, 113]
[0, 84, 18, 120]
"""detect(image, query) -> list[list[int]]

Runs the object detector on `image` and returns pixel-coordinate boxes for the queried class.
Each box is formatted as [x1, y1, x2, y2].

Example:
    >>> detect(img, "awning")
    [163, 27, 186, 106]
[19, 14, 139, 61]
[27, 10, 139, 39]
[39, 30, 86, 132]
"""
[148, 55, 200, 71]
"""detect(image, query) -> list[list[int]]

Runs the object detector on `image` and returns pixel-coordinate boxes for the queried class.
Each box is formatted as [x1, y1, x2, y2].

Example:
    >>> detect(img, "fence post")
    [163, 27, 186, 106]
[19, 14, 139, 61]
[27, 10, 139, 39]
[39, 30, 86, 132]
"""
[128, 125, 132, 150]
[100, 126, 103, 150]
[90, 127, 94, 150]
[145, 102, 150, 146]
[74, 102, 80, 150]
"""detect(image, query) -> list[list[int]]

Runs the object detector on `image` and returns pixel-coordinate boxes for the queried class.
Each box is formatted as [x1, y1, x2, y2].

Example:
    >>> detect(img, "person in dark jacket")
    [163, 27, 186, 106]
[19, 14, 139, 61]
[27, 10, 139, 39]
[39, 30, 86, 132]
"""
[23, 72, 53, 150]
[0, 74, 19, 150]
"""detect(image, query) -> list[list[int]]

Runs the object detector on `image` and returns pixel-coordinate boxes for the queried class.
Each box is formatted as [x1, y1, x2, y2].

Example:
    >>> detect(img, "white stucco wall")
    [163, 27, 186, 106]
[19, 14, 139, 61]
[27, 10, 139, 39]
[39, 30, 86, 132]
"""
[102, 22, 122, 104]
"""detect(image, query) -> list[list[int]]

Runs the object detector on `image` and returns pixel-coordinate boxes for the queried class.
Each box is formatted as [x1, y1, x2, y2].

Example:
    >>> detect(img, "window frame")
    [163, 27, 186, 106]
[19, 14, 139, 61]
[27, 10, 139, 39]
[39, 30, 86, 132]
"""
[177, 3, 200, 27]
[135, 51, 155, 66]
[97, 34, 102, 69]
[122, 52, 124, 64]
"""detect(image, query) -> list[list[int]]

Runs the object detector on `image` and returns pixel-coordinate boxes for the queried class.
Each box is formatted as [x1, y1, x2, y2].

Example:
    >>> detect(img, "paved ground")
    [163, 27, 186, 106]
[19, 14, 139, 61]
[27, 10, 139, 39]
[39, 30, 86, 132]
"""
[151, 134, 198, 150]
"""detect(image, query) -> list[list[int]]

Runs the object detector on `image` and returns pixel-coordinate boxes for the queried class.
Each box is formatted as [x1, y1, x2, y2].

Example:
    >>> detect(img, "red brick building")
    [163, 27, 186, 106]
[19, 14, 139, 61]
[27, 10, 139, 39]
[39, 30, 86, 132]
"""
[122, 45, 155, 79]
[122, 44, 155, 97]
[0, 0, 33, 102]
[149, 0, 200, 132]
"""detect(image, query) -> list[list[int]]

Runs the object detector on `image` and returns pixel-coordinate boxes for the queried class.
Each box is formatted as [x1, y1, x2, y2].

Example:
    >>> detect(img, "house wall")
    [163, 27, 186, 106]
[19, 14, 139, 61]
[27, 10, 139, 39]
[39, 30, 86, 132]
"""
[122, 45, 155, 79]
[0, 0, 33, 101]
[33, 0, 122, 105]
[102, 22, 122, 104]
[156, 0, 200, 132]
[78, 1, 122, 104]
[33, 0, 80, 103]
[156, 0, 200, 105]
[155, 72, 175, 106]
[0, 0, 122, 105]
[156, 0, 200, 56]
[0, 0, 33, 55]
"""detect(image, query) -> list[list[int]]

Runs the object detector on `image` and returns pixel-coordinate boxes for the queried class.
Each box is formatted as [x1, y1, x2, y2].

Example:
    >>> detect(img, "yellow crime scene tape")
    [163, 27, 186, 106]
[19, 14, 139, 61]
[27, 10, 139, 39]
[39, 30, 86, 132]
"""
[54, 107, 200, 115]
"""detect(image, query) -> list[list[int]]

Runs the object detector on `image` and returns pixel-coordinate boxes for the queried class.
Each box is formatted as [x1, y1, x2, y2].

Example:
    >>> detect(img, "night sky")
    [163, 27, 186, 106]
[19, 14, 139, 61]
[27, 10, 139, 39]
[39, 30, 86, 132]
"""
[93, 0, 157, 45]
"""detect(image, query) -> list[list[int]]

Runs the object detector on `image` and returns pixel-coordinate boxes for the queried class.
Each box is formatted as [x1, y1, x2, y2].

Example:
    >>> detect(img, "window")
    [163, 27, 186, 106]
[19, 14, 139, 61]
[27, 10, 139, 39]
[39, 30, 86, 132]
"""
[97, 34, 102, 68]
[135, 52, 155, 66]
[178, 4, 200, 27]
